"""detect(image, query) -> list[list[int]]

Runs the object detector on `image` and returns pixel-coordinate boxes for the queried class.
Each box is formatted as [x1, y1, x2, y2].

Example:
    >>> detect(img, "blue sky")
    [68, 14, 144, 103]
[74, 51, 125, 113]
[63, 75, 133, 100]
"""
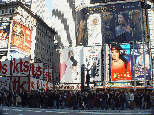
[45, 0, 54, 20]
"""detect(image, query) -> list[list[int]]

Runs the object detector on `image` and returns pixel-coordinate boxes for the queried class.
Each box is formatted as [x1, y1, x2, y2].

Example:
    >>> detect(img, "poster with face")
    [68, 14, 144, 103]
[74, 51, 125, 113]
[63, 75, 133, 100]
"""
[76, 1, 143, 46]
[11, 21, 32, 54]
[131, 43, 151, 81]
[84, 46, 101, 82]
[60, 46, 83, 83]
[87, 13, 102, 46]
[111, 43, 131, 81]
[0, 23, 10, 49]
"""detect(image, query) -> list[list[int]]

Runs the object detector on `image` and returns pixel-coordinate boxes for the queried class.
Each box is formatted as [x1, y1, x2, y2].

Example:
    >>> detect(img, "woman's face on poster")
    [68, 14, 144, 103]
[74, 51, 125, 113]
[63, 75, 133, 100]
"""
[112, 48, 119, 60]
[118, 14, 125, 25]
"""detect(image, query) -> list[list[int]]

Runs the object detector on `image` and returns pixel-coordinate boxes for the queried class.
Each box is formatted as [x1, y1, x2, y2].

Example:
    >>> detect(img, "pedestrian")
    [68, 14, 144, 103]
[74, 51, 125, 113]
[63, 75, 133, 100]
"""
[16, 92, 21, 107]
[129, 91, 134, 110]
[142, 92, 147, 109]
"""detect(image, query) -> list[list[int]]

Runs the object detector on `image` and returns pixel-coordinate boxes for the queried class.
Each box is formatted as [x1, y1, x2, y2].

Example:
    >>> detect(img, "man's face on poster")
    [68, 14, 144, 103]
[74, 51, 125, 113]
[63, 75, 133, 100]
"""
[103, 12, 113, 22]
[118, 14, 125, 25]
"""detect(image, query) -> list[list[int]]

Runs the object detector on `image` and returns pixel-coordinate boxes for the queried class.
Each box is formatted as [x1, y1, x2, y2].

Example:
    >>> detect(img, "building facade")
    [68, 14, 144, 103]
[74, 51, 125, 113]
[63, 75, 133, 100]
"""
[0, 1, 56, 68]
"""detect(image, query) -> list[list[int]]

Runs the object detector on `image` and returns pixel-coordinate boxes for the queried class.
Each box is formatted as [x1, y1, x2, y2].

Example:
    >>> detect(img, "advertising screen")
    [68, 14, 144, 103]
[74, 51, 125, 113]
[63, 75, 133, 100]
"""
[76, 1, 143, 46]
[84, 46, 101, 82]
[87, 13, 102, 46]
[60, 46, 83, 83]
[11, 21, 32, 54]
[0, 22, 10, 49]
[131, 43, 151, 80]
[111, 43, 131, 81]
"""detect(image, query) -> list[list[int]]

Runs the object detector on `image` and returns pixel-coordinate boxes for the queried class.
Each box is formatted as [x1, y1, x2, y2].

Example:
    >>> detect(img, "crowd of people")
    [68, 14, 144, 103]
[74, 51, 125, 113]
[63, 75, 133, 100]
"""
[0, 89, 154, 110]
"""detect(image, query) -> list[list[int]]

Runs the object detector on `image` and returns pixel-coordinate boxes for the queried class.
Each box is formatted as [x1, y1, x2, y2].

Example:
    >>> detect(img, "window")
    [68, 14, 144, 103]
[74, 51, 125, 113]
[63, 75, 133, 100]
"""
[2, 10, 4, 14]
[5, 9, 7, 13]
[9, 9, 11, 13]
[12, 8, 14, 13]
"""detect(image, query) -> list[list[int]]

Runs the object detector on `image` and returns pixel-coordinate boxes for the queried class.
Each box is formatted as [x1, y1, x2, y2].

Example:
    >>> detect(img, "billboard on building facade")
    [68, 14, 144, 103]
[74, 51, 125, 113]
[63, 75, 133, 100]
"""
[0, 22, 10, 49]
[87, 13, 102, 46]
[131, 43, 151, 81]
[111, 43, 131, 81]
[60, 46, 83, 83]
[83, 46, 101, 82]
[76, 1, 143, 46]
[11, 21, 32, 54]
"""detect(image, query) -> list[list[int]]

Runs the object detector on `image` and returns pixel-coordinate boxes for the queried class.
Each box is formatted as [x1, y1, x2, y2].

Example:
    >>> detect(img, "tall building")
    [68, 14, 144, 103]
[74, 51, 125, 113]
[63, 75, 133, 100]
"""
[1, 0, 52, 26]
[0, 1, 56, 68]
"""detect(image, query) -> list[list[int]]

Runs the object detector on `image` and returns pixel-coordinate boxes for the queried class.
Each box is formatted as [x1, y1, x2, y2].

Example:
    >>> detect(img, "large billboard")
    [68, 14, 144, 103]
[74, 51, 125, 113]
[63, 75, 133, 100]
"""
[111, 43, 131, 81]
[83, 46, 101, 82]
[76, 1, 143, 46]
[131, 43, 151, 81]
[60, 46, 83, 83]
[11, 21, 32, 54]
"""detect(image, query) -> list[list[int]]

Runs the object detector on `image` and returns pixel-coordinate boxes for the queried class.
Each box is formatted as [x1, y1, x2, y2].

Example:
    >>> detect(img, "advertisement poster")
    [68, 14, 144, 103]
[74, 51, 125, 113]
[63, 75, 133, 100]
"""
[131, 43, 151, 80]
[87, 13, 102, 46]
[11, 21, 32, 54]
[111, 43, 131, 81]
[76, 1, 143, 46]
[84, 46, 101, 82]
[0, 22, 10, 49]
[60, 46, 83, 83]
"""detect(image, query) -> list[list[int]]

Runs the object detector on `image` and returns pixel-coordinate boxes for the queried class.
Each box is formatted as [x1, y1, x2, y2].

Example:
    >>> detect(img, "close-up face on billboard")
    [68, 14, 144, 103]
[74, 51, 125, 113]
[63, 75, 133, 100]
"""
[111, 43, 131, 81]
[60, 46, 83, 83]
[11, 21, 32, 54]
[131, 43, 151, 81]
[76, 1, 143, 46]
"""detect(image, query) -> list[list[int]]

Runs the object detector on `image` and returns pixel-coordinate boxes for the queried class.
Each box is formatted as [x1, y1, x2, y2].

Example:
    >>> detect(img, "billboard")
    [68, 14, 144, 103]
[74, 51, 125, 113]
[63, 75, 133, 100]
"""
[87, 13, 102, 46]
[111, 43, 131, 81]
[76, 1, 143, 46]
[60, 46, 83, 83]
[0, 22, 10, 49]
[131, 43, 151, 80]
[83, 46, 101, 82]
[11, 21, 32, 54]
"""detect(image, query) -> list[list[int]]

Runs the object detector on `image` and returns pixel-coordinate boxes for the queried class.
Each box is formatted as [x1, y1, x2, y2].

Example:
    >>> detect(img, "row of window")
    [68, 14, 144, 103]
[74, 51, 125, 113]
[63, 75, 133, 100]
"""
[0, 8, 15, 15]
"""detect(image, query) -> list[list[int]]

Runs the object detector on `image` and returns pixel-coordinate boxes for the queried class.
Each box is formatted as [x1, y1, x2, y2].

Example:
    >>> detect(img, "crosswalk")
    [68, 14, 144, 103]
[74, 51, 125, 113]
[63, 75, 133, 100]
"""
[0, 106, 153, 115]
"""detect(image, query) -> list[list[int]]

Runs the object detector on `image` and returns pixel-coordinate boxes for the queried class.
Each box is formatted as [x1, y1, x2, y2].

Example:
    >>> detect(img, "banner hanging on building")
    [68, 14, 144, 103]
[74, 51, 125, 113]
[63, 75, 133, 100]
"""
[11, 21, 32, 54]
[111, 43, 131, 81]
[131, 43, 151, 80]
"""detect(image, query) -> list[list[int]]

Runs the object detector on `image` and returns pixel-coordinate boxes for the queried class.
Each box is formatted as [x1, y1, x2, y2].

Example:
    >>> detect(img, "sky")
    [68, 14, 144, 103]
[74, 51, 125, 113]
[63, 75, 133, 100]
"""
[45, 0, 54, 20]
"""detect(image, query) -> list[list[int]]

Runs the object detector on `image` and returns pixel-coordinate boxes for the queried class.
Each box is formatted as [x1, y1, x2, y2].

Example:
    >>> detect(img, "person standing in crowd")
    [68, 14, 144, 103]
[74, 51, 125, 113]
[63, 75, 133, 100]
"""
[16, 92, 21, 107]
[7, 90, 12, 107]
[129, 91, 134, 109]
[120, 91, 126, 110]
[142, 92, 148, 109]
[0, 91, 2, 105]
[111, 91, 115, 110]
[67, 91, 71, 109]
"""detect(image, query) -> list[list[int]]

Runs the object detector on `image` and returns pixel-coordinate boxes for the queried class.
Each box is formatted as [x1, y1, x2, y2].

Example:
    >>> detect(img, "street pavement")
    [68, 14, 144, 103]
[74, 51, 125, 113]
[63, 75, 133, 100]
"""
[0, 106, 154, 115]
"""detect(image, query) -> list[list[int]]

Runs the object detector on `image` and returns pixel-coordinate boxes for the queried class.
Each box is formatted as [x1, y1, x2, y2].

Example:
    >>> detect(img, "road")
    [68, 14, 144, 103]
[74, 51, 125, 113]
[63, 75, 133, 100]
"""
[0, 106, 153, 115]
